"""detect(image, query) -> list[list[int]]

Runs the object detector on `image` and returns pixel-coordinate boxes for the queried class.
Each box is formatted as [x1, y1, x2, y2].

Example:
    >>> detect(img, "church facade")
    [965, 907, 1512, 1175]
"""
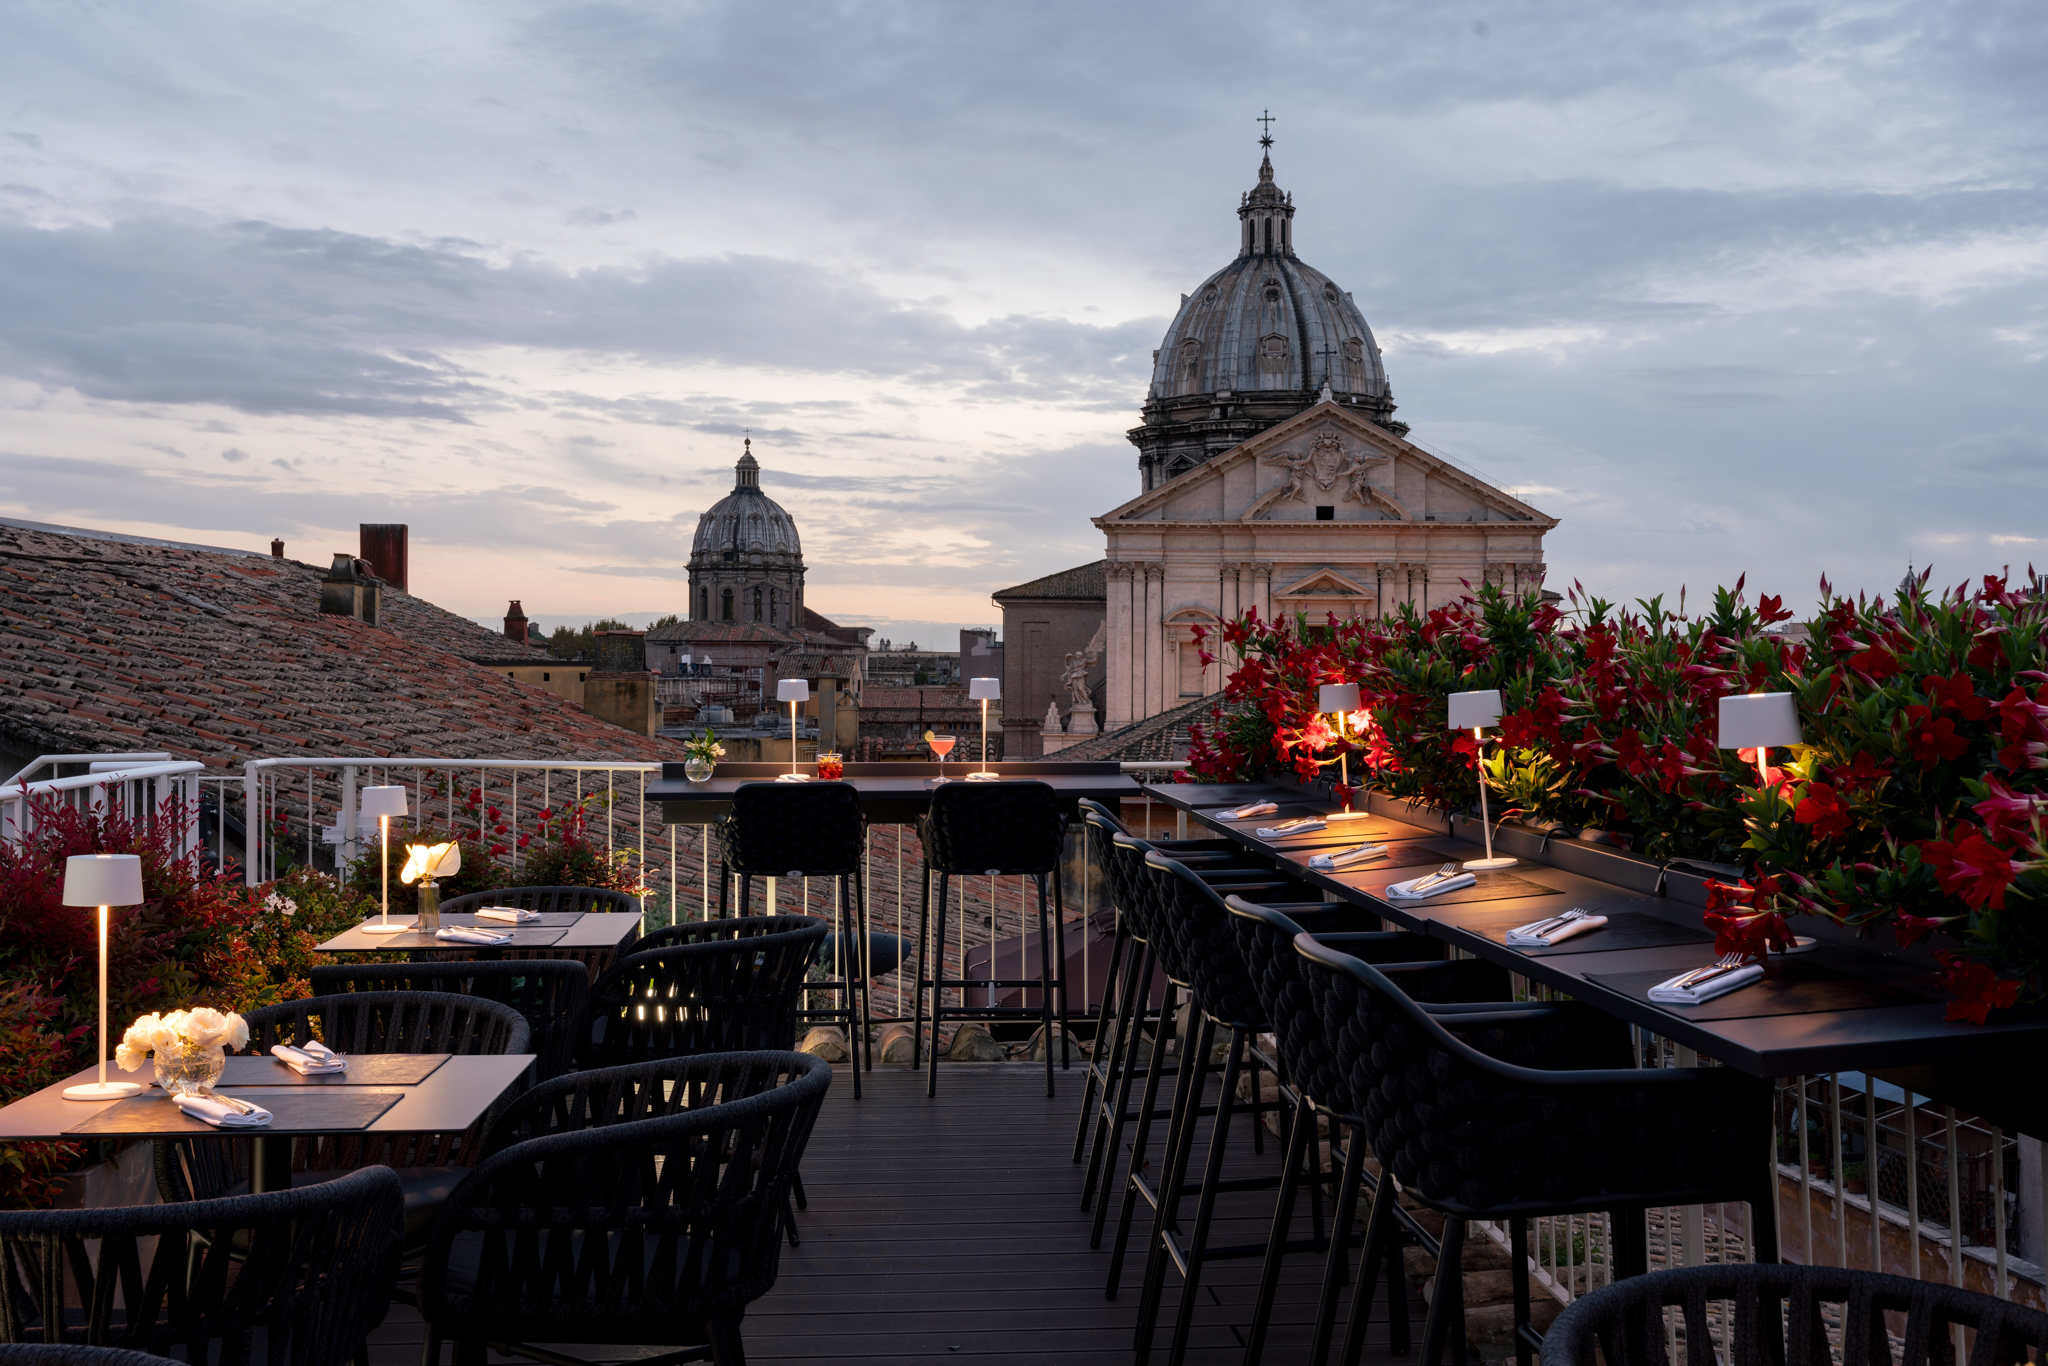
[1089, 143, 1557, 733]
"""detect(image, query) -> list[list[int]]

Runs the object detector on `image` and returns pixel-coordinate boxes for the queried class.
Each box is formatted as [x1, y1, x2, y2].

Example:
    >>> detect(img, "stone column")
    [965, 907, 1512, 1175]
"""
[1104, 563, 1135, 731]
[1142, 563, 1165, 722]
[1252, 561, 1274, 624]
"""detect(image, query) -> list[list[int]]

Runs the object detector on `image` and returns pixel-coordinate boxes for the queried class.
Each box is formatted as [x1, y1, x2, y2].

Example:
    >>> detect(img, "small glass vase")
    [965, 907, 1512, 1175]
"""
[417, 880, 441, 931]
[684, 757, 714, 783]
[153, 1039, 226, 1097]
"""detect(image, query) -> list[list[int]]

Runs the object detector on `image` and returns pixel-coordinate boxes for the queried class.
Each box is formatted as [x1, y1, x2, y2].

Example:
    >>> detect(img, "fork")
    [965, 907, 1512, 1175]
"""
[1671, 953, 1748, 990]
[202, 1089, 258, 1115]
[1520, 908, 1590, 939]
[1411, 862, 1460, 892]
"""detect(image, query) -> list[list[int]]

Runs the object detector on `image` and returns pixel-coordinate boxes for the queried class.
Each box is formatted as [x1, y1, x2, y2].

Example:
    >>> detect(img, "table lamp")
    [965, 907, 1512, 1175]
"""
[358, 785, 410, 933]
[1448, 689, 1517, 871]
[1317, 682, 1370, 820]
[967, 677, 1001, 781]
[1718, 692, 1802, 790]
[776, 678, 812, 781]
[62, 853, 146, 1100]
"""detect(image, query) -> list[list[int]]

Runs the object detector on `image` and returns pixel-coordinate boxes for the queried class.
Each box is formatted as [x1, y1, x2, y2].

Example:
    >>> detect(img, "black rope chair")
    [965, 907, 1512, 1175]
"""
[1069, 798, 1267, 1178]
[153, 991, 529, 1254]
[718, 782, 872, 1091]
[574, 915, 828, 1068]
[0, 1166, 403, 1364]
[417, 1051, 831, 1366]
[1545, 1262, 2048, 1366]
[440, 885, 643, 981]
[1296, 934, 1779, 1366]
[310, 960, 588, 1080]
[0, 1346, 186, 1365]
[914, 780, 1071, 1097]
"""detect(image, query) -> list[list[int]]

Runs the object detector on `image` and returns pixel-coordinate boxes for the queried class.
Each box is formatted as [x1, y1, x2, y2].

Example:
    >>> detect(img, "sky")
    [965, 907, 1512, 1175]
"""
[1, 1, 2043, 646]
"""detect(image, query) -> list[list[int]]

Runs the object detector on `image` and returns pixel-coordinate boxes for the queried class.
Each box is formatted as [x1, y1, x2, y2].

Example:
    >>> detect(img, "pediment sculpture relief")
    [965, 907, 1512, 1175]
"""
[1251, 430, 1396, 519]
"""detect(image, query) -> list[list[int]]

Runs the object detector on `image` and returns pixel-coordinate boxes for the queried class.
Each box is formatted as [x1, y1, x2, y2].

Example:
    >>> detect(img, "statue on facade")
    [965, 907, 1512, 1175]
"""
[1062, 649, 1094, 709]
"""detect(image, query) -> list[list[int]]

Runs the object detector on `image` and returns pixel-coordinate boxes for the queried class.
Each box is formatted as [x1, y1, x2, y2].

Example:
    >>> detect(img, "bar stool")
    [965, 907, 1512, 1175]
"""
[914, 780, 1069, 1097]
[1295, 934, 1780, 1366]
[718, 780, 871, 1095]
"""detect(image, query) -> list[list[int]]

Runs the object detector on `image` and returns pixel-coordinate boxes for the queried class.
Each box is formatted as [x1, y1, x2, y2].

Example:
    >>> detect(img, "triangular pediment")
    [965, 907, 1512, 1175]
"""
[1092, 399, 1556, 529]
[1276, 566, 1373, 599]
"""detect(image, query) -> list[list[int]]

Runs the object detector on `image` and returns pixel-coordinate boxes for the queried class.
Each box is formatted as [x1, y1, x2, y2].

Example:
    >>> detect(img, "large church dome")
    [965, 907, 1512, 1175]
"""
[691, 443, 802, 560]
[687, 439, 806, 627]
[1128, 147, 1405, 491]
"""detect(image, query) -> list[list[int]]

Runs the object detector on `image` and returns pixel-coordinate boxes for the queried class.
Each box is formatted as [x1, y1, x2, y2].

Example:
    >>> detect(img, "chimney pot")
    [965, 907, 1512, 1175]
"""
[504, 599, 529, 643]
[358, 524, 409, 593]
[270, 538, 285, 558]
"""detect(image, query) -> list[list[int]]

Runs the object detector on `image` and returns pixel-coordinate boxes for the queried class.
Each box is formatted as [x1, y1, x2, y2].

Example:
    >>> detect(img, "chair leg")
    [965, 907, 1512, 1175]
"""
[1073, 920, 1128, 1167]
[708, 1311, 748, 1366]
[1247, 1091, 1316, 1365]
[1508, 1217, 1532, 1366]
[718, 862, 729, 919]
[1080, 929, 1144, 1208]
[1415, 1215, 1467, 1366]
[1035, 873, 1055, 1097]
[912, 859, 932, 1070]
[1090, 939, 1159, 1237]
[1052, 860, 1071, 1069]
[419, 1329, 441, 1366]
[926, 873, 950, 1098]
[1104, 978, 1180, 1273]
[1342, 1165, 1409, 1366]
[1311, 1119, 1371, 1366]
[837, 873, 861, 1101]
[1752, 1181, 1781, 1264]
[1129, 1011, 1215, 1330]
[1162, 1023, 1250, 1366]
[855, 867, 873, 1073]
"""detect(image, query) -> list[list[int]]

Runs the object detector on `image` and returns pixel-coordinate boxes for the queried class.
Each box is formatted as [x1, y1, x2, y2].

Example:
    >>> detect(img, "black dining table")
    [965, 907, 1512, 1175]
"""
[647, 759, 1143, 825]
[1147, 779, 2048, 1125]
[313, 909, 644, 958]
[0, 1052, 533, 1193]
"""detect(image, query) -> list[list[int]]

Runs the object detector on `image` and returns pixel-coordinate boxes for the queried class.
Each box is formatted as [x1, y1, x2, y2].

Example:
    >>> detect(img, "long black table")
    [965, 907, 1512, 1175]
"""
[1148, 780, 2048, 1103]
[647, 760, 1143, 825]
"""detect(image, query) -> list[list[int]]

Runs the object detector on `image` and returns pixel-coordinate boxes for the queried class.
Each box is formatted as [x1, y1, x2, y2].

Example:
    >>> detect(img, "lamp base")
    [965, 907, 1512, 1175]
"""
[1768, 935, 1820, 956]
[1328, 810, 1372, 822]
[1462, 856, 1519, 871]
[965, 771, 999, 782]
[360, 921, 412, 934]
[64, 1080, 142, 1101]
[775, 773, 813, 783]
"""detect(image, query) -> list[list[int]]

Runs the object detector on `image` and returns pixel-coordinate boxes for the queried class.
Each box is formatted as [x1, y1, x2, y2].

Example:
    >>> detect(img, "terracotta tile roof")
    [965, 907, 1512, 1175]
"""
[0, 525, 684, 767]
[1052, 693, 1220, 763]
[991, 559, 1107, 601]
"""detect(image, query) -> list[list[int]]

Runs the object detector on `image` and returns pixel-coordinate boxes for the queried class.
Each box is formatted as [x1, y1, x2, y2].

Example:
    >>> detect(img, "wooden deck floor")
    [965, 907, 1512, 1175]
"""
[370, 1062, 1421, 1366]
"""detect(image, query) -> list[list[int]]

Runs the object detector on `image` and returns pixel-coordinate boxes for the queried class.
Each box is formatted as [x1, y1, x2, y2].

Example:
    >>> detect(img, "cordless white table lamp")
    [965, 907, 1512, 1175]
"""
[62, 853, 146, 1100]
[967, 677, 1001, 780]
[1318, 682, 1369, 819]
[359, 785, 410, 933]
[776, 678, 812, 781]
[1718, 692, 1802, 790]
[1448, 688, 1517, 871]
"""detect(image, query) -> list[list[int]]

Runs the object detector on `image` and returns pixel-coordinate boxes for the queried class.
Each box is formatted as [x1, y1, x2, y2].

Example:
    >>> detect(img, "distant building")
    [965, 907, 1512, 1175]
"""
[991, 561, 1106, 758]
[687, 438, 808, 630]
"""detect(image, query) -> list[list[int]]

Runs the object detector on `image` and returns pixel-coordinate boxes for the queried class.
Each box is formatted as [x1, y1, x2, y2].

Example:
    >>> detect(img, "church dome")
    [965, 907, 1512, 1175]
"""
[690, 442, 803, 563]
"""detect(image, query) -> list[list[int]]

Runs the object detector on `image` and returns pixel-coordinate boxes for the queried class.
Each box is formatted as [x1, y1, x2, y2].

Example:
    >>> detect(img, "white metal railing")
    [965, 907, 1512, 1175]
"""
[2, 752, 207, 855]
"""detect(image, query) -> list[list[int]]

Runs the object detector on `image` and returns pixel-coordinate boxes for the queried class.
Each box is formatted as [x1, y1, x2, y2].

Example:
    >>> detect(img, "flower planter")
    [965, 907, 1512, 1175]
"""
[1545, 839, 1665, 896]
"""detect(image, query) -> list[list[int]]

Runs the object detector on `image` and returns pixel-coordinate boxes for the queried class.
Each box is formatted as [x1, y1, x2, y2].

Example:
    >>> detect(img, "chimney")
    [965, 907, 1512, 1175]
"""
[591, 629, 649, 674]
[527, 621, 544, 646]
[270, 538, 285, 559]
[583, 629, 656, 735]
[319, 553, 381, 626]
[358, 524, 409, 593]
[504, 599, 529, 644]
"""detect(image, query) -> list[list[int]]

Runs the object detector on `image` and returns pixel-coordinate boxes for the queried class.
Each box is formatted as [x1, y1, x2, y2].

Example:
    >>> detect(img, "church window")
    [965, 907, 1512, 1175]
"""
[1179, 642, 1204, 697]
[770, 587, 778, 622]
[1316, 506, 1335, 521]
[699, 588, 709, 619]
[721, 588, 734, 620]
[753, 587, 763, 621]
[1264, 286, 1280, 303]
[1203, 288, 1218, 303]
[1262, 218, 1272, 254]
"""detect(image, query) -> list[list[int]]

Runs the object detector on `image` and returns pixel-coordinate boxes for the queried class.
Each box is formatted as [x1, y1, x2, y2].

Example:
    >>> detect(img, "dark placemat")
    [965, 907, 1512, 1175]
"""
[1363, 871, 1561, 906]
[217, 1053, 449, 1087]
[66, 1089, 403, 1137]
[334, 925, 568, 950]
[1466, 911, 1715, 957]
[1584, 960, 1935, 1020]
[444, 911, 582, 928]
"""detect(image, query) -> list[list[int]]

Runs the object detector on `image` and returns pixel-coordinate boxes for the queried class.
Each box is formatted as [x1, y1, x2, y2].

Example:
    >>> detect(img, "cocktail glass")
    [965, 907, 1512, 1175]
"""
[929, 734, 957, 775]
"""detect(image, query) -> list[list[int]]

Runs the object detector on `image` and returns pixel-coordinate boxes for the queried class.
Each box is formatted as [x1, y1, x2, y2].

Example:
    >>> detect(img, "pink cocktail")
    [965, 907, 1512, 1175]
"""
[928, 735, 957, 761]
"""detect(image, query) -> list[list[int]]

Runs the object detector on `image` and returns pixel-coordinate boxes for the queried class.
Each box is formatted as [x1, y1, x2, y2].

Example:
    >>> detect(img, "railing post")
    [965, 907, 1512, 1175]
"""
[244, 765, 262, 888]
[340, 764, 359, 880]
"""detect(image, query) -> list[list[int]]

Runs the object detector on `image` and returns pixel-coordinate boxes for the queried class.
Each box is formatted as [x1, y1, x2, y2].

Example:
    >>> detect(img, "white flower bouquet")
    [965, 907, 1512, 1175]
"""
[116, 1007, 251, 1095]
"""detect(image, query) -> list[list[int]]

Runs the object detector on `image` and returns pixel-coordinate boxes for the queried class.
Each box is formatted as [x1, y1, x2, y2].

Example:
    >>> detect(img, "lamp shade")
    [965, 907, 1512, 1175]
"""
[359, 785, 408, 820]
[968, 677, 1001, 701]
[63, 853, 144, 907]
[776, 678, 810, 703]
[1718, 692, 1802, 750]
[1318, 683, 1360, 714]
[1447, 689, 1502, 731]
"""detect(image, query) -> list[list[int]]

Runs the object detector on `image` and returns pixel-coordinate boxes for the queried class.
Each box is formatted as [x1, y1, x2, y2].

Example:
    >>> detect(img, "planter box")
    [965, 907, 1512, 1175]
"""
[1363, 789, 1449, 831]
[1545, 838, 1666, 896]
[1446, 812, 1546, 860]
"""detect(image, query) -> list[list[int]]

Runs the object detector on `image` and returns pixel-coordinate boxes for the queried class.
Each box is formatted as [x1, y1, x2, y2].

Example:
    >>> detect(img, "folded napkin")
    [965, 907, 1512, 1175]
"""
[171, 1092, 272, 1128]
[435, 926, 514, 945]
[1647, 962, 1765, 1005]
[1386, 872, 1477, 900]
[1222, 801, 1279, 820]
[473, 906, 541, 923]
[1257, 817, 1326, 838]
[271, 1041, 347, 1074]
[1506, 913, 1609, 948]
[1309, 842, 1389, 871]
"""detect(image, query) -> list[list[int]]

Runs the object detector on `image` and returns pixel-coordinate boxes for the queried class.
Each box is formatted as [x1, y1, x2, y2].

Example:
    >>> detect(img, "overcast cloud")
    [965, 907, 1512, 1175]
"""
[0, 0, 2043, 642]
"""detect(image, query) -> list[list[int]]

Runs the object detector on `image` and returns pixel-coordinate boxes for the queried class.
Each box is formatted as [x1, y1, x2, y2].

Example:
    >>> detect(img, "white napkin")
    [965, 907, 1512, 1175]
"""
[271, 1041, 348, 1074]
[1648, 963, 1765, 1005]
[171, 1092, 272, 1128]
[1506, 914, 1610, 948]
[473, 906, 541, 923]
[1386, 872, 1477, 900]
[1309, 842, 1389, 871]
[1222, 801, 1279, 820]
[436, 926, 514, 945]
[1258, 817, 1327, 838]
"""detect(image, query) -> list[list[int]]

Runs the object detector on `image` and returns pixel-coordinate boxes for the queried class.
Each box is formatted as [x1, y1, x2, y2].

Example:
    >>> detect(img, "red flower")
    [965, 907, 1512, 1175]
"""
[1702, 909, 1792, 963]
[1935, 951, 2018, 1026]
[1891, 913, 1949, 948]
[1917, 826, 2021, 910]
[1613, 728, 1649, 776]
[1924, 672, 1991, 721]
[1829, 751, 1889, 794]
[1757, 593, 1794, 625]
[1847, 646, 1900, 680]
[1973, 776, 2043, 845]
[517, 834, 532, 850]
[1903, 706, 1969, 765]
[1793, 783, 1852, 840]
[489, 842, 507, 856]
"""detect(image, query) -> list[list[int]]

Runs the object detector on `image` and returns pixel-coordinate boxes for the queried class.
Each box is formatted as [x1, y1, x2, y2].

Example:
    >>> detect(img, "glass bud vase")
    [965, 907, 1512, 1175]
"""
[684, 757, 714, 783]
[417, 880, 441, 931]
[154, 1039, 226, 1097]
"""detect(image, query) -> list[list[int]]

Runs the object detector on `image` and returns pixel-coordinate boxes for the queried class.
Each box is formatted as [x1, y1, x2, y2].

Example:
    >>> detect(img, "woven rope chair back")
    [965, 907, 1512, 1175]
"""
[921, 781, 1062, 876]
[419, 1052, 831, 1345]
[309, 961, 588, 1080]
[1102, 831, 1162, 947]
[441, 885, 640, 917]
[1146, 854, 1263, 1026]
[622, 913, 821, 958]
[1224, 899, 1337, 1103]
[576, 916, 828, 1068]
[1297, 937, 1762, 1217]
[1544, 1262, 2048, 1366]
[0, 1345, 186, 1365]
[720, 782, 864, 877]
[0, 1166, 403, 1364]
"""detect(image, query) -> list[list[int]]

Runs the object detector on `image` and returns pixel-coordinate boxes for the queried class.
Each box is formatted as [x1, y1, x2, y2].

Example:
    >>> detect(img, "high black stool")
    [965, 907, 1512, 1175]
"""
[1295, 934, 1780, 1366]
[718, 780, 871, 1095]
[914, 780, 1069, 1097]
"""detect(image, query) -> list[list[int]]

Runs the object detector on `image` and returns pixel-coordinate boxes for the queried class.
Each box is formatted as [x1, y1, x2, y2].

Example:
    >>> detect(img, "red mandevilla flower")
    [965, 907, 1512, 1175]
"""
[1903, 706, 1970, 766]
[1925, 672, 1991, 722]
[1917, 825, 2021, 910]
[1890, 913, 1949, 947]
[1934, 951, 2018, 1025]
[1793, 783, 1852, 841]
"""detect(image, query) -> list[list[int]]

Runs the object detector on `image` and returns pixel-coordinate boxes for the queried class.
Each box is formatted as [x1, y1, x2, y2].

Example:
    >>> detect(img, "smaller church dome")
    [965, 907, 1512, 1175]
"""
[691, 442, 803, 561]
